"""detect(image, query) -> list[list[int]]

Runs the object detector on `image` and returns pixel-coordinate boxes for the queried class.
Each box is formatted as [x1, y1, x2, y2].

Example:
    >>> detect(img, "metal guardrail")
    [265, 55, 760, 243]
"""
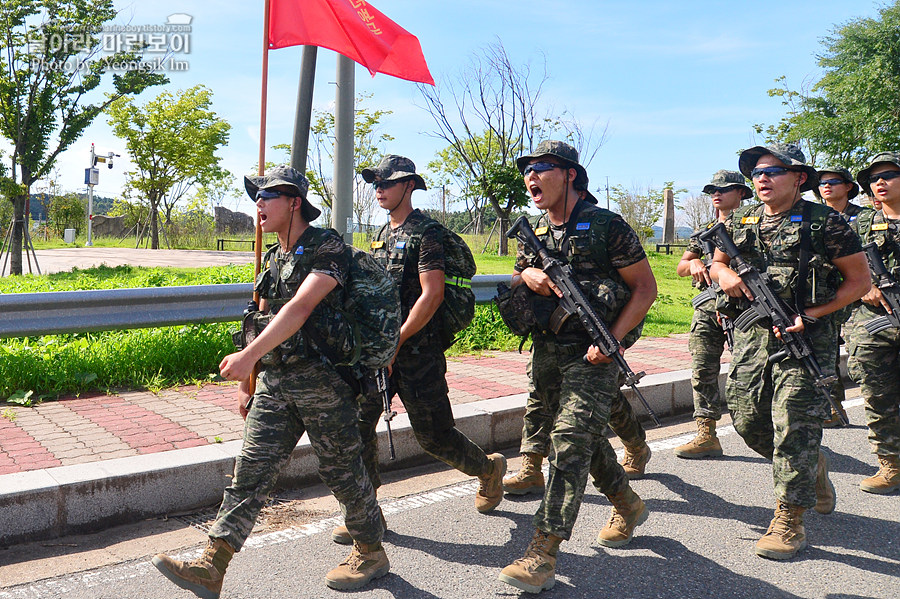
[0, 275, 511, 339]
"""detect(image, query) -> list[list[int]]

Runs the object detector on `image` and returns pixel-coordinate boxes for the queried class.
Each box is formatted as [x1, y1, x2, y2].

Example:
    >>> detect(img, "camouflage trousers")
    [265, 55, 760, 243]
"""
[520, 345, 646, 456]
[688, 304, 728, 420]
[357, 340, 490, 482]
[725, 316, 835, 509]
[209, 358, 383, 549]
[529, 335, 629, 540]
[846, 305, 900, 456]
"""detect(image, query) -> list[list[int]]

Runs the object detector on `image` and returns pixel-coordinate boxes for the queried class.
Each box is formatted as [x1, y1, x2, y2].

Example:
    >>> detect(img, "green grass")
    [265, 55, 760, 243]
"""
[1, 247, 693, 400]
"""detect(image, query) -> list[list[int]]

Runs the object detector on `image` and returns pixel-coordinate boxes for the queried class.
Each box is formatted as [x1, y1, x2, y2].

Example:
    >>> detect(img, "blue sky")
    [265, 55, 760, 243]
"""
[45, 0, 884, 222]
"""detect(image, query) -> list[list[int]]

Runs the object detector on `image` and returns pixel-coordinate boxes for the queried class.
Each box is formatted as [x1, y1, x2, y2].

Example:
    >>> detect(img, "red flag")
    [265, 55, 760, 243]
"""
[268, 0, 434, 85]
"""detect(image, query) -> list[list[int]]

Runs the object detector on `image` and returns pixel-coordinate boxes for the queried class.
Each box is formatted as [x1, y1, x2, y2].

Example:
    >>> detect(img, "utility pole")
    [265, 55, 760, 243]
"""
[85, 144, 119, 246]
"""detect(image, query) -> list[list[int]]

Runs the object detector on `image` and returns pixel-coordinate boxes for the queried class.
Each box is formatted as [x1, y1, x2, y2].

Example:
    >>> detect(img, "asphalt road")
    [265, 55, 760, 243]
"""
[1, 398, 897, 599]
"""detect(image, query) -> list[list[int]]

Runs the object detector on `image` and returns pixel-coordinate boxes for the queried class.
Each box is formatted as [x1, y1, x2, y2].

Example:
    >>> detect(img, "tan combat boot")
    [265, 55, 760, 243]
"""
[814, 451, 836, 514]
[674, 418, 723, 459]
[755, 502, 807, 560]
[324, 541, 390, 590]
[152, 537, 234, 599]
[597, 486, 649, 548]
[502, 453, 545, 495]
[620, 441, 652, 479]
[860, 455, 900, 494]
[475, 453, 507, 512]
[498, 529, 562, 594]
[332, 506, 387, 545]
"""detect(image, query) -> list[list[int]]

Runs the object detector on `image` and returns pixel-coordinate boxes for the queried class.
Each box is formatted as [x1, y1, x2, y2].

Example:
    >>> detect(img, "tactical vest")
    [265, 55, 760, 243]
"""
[525, 202, 643, 347]
[729, 200, 840, 308]
[255, 227, 354, 364]
[856, 209, 900, 279]
[371, 209, 434, 311]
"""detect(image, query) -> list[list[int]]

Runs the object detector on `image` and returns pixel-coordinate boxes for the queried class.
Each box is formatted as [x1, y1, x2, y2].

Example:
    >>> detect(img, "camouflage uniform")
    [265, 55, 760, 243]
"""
[724, 200, 861, 507]
[686, 223, 729, 421]
[368, 208, 491, 478]
[845, 209, 900, 457]
[515, 202, 646, 538]
[209, 227, 383, 549]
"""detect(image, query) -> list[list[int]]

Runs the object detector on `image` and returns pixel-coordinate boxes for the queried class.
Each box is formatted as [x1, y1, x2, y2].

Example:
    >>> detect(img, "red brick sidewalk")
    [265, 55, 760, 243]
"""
[0, 334, 709, 476]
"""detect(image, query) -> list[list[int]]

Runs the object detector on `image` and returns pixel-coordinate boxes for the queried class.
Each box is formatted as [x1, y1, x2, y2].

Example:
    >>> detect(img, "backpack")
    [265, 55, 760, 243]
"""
[341, 246, 402, 368]
[374, 217, 476, 350]
[434, 223, 477, 349]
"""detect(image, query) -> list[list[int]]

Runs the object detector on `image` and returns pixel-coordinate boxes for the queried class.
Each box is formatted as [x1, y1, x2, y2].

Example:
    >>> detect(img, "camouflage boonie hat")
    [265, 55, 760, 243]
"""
[702, 170, 753, 199]
[738, 143, 818, 193]
[815, 166, 858, 200]
[857, 152, 900, 195]
[244, 164, 320, 222]
[516, 140, 589, 192]
[360, 154, 427, 191]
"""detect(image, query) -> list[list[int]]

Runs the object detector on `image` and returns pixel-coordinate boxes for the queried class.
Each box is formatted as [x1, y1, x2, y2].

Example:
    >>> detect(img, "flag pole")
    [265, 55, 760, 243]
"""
[246, 0, 271, 402]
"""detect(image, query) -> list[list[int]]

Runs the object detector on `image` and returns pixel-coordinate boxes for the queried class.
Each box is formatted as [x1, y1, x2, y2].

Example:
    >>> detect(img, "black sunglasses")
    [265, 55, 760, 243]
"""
[818, 178, 847, 187]
[523, 162, 564, 176]
[372, 179, 404, 190]
[868, 170, 900, 184]
[708, 186, 738, 195]
[256, 189, 290, 201]
[750, 166, 799, 179]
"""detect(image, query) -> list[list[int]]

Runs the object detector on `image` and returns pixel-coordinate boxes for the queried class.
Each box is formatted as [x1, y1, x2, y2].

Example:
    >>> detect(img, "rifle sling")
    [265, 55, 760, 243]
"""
[794, 201, 812, 317]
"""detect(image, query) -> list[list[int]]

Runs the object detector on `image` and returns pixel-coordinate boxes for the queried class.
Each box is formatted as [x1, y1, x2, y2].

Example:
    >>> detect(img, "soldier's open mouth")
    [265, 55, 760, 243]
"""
[529, 184, 542, 198]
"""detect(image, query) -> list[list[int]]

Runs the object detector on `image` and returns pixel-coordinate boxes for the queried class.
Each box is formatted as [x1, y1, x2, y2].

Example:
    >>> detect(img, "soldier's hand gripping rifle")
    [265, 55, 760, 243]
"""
[507, 216, 661, 427]
[699, 222, 848, 426]
[690, 234, 735, 352]
[862, 242, 900, 335]
[376, 368, 397, 460]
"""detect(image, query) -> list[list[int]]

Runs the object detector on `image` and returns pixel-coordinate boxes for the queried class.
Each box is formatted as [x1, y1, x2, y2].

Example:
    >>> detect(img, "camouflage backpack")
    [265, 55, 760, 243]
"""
[341, 246, 402, 368]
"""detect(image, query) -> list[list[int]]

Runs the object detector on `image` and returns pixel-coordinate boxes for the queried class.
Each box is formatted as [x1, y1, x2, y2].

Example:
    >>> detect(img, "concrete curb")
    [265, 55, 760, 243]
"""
[0, 355, 849, 547]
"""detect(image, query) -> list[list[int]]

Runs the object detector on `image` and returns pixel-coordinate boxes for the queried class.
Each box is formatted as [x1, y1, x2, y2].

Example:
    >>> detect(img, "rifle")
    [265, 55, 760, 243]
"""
[376, 368, 397, 460]
[690, 234, 734, 352]
[699, 222, 848, 426]
[507, 216, 661, 427]
[862, 242, 900, 335]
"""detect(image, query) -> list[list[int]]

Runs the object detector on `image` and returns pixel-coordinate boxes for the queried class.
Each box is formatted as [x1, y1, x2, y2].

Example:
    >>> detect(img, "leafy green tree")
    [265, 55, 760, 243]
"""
[107, 85, 230, 249]
[754, 2, 900, 172]
[418, 40, 606, 255]
[0, 0, 166, 273]
[47, 192, 84, 236]
[613, 181, 685, 244]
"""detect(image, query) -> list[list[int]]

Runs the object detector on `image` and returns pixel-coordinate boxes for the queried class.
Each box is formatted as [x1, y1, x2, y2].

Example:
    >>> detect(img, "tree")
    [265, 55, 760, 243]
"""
[47, 191, 84, 236]
[613, 181, 685, 244]
[0, 0, 166, 273]
[418, 40, 607, 255]
[304, 92, 393, 227]
[754, 3, 900, 172]
[679, 193, 716, 233]
[107, 85, 230, 249]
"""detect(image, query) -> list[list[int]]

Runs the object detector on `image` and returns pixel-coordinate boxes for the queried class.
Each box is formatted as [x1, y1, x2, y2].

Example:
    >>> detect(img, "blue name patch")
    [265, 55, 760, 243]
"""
[576, 222, 590, 230]
[295, 246, 304, 255]
[790, 215, 803, 222]
[396, 241, 407, 249]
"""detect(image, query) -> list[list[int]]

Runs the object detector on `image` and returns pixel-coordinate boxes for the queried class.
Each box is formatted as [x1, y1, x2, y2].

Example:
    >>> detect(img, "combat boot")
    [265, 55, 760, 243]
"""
[324, 541, 390, 590]
[332, 506, 387, 545]
[860, 455, 900, 494]
[814, 451, 836, 514]
[823, 403, 849, 428]
[498, 529, 562, 594]
[674, 418, 723, 459]
[502, 452, 545, 495]
[620, 441, 652, 479]
[755, 502, 807, 560]
[475, 453, 507, 512]
[597, 486, 649, 548]
[152, 537, 234, 599]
